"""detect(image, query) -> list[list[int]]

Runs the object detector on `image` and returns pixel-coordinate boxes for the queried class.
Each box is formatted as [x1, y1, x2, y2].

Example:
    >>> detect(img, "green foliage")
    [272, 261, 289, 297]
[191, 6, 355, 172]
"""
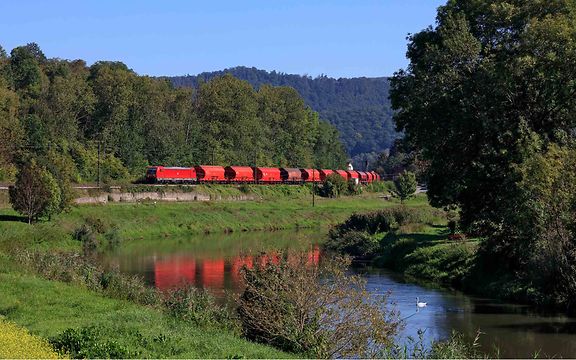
[15, 250, 160, 306]
[365, 180, 394, 193]
[319, 173, 349, 198]
[323, 230, 379, 258]
[50, 326, 132, 358]
[9, 161, 62, 223]
[237, 255, 400, 358]
[403, 242, 476, 287]
[163, 287, 234, 329]
[40, 168, 61, 220]
[170, 66, 398, 160]
[326, 206, 445, 260]
[430, 330, 482, 359]
[0, 44, 348, 185]
[514, 144, 576, 310]
[0, 272, 291, 359]
[393, 171, 417, 203]
[391, 0, 576, 228]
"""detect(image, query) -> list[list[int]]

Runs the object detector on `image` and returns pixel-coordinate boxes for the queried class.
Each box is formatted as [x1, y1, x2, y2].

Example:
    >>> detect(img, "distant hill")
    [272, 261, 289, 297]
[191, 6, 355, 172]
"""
[169, 67, 398, 161]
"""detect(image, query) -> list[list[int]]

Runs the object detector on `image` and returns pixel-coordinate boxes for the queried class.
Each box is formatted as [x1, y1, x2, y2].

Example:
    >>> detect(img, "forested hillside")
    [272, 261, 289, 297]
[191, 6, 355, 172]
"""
[0, 43, 347, 183]
[170, 67, 398, 163]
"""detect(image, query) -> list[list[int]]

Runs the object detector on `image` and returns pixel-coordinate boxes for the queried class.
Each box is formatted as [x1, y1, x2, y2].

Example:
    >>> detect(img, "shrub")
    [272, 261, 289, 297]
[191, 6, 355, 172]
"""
[15, 251, 160, 306]
[50, 326, 132, 359]
[375, 237, 420, 270]
[237, 254, 400, 358]
[164, 287, 234, 328]
[319, 173, 349, 198]
[104, 227, 121, 249]
[330, 206, 442, 238]
[72, 224, 99, 254]
[403, 243, 476, 286]
[393, 171, 417, 203]
[9, 161, 62, 223]
[365, 180, 394, 193]
[324, 230, 380, 258]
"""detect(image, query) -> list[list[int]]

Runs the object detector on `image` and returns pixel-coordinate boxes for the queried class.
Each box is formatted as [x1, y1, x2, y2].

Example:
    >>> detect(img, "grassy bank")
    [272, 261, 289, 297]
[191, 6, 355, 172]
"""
[0, 188, 404, 357]
[325, 204, 480, 290]
[0, 191, 410, 254]
[0, 272, 292, 358]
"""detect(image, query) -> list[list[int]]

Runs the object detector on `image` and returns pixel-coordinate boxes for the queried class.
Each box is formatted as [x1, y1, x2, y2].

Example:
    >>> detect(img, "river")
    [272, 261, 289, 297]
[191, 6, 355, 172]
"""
[101, 229, 576, 358]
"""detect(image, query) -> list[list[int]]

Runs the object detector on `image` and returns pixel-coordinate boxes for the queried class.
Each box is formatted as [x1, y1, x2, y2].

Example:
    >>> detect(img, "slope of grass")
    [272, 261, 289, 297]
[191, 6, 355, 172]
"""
[0, 273, 292, 359]
[0, 192, 415, 253]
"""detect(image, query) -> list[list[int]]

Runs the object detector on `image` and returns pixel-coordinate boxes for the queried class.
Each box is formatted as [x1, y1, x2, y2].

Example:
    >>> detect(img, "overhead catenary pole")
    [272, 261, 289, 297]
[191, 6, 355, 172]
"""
[97, 140, 101, 188]
[312, 168, 315, 207]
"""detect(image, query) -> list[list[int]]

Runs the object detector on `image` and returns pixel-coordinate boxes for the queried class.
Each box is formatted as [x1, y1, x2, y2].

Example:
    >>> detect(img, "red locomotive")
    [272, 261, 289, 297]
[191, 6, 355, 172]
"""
[146, 165, 379, 185]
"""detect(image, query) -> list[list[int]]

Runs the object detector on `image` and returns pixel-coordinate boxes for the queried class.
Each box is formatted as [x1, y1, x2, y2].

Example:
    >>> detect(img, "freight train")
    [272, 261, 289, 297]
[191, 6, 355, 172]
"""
[145, 165, 381, 185]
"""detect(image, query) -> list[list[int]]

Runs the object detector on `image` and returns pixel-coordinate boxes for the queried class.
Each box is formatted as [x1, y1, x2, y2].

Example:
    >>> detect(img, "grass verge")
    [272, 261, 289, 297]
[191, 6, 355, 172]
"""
[0, 272, 292, 358]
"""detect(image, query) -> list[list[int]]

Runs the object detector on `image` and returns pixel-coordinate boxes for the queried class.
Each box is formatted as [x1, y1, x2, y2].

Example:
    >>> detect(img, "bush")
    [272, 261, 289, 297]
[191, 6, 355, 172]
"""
[9, 161, 62, 223]
[50, 326, 132, 359]
[15, 250, 160, 306]
[330, 206, 442, 238]
[365, 180, 394, 193]
[319, 173, 349, 198]
[323, 230, 379, 258]
[375, 237, 420, 270]
[403, 243, 475, 286]
[326, 206, 445, 260]
[164, 287, 234, 329]
[393, 171, 417, 203]
[237, 254, 400, 358]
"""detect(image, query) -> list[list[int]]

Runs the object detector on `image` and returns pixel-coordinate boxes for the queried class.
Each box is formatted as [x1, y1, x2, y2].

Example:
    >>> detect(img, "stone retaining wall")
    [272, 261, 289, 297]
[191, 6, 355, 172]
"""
[75, 191, 256, 204]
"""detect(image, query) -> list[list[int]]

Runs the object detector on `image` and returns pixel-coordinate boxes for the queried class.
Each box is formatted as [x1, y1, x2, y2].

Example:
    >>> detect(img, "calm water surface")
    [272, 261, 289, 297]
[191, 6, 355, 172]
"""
[101, 229, 576, 358]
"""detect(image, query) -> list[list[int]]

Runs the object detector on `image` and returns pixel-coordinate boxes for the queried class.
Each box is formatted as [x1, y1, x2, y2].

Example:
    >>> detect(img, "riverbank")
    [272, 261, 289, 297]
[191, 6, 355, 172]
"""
[0, 191, 401, 357]
[326, 203, 568, 311]
[0, 191, 403, 254]
[0, 271, 292, 358]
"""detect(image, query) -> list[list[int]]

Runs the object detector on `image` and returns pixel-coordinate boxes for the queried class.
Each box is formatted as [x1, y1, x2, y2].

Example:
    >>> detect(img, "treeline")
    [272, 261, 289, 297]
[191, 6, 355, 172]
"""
[170, 66, 398, 163]
[0, 43, 347, 183]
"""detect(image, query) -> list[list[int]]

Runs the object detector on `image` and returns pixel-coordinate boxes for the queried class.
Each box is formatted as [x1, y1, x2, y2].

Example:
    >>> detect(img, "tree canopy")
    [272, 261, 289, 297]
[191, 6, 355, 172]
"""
[391, 0, 576, 308]
[391, 0, 576, 230]
[170, 66, 398, 166]
[0, 43, 347, 183]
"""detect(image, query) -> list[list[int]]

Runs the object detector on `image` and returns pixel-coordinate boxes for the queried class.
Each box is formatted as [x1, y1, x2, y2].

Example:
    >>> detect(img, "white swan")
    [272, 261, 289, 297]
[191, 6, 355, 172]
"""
[416, 297, 427, 308]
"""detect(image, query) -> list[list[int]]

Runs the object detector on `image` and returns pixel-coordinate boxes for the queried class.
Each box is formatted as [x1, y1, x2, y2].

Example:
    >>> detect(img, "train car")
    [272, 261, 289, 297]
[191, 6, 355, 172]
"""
[366, 172, 374, 183]
[280, 168, 303, 183]
[254, 167, 282, 183]
[300, 168, 319, 182]
[334, 170, 349, 181]
[318, 169, 335, 181]
[225, 166, 255, 183]
[195, 165, 226, 183]
[358, 171, 369, 184]
[146, 166, 197, 183]
[346, 170, 360, 185]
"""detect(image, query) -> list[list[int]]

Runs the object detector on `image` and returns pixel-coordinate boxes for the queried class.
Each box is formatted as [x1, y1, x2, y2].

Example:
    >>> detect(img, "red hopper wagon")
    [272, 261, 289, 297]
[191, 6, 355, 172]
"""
[195, 165, 226, 183]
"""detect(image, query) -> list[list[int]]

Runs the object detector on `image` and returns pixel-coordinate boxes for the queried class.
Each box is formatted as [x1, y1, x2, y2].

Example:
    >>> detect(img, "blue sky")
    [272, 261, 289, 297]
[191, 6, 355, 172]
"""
[1, 0, 445, 78]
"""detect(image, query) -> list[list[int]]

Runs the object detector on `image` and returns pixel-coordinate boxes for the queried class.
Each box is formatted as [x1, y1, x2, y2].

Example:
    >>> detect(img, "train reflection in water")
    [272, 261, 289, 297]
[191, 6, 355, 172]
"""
[152, 246, 321, 295]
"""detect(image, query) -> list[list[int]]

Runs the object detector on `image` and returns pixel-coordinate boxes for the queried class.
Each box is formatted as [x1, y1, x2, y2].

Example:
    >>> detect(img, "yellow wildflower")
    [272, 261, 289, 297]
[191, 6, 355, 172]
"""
[0, 319, 63, 359]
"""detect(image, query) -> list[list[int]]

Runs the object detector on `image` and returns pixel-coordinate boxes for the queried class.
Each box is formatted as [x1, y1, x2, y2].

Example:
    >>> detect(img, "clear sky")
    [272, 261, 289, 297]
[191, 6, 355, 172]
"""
[1, 0, 445, 78]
